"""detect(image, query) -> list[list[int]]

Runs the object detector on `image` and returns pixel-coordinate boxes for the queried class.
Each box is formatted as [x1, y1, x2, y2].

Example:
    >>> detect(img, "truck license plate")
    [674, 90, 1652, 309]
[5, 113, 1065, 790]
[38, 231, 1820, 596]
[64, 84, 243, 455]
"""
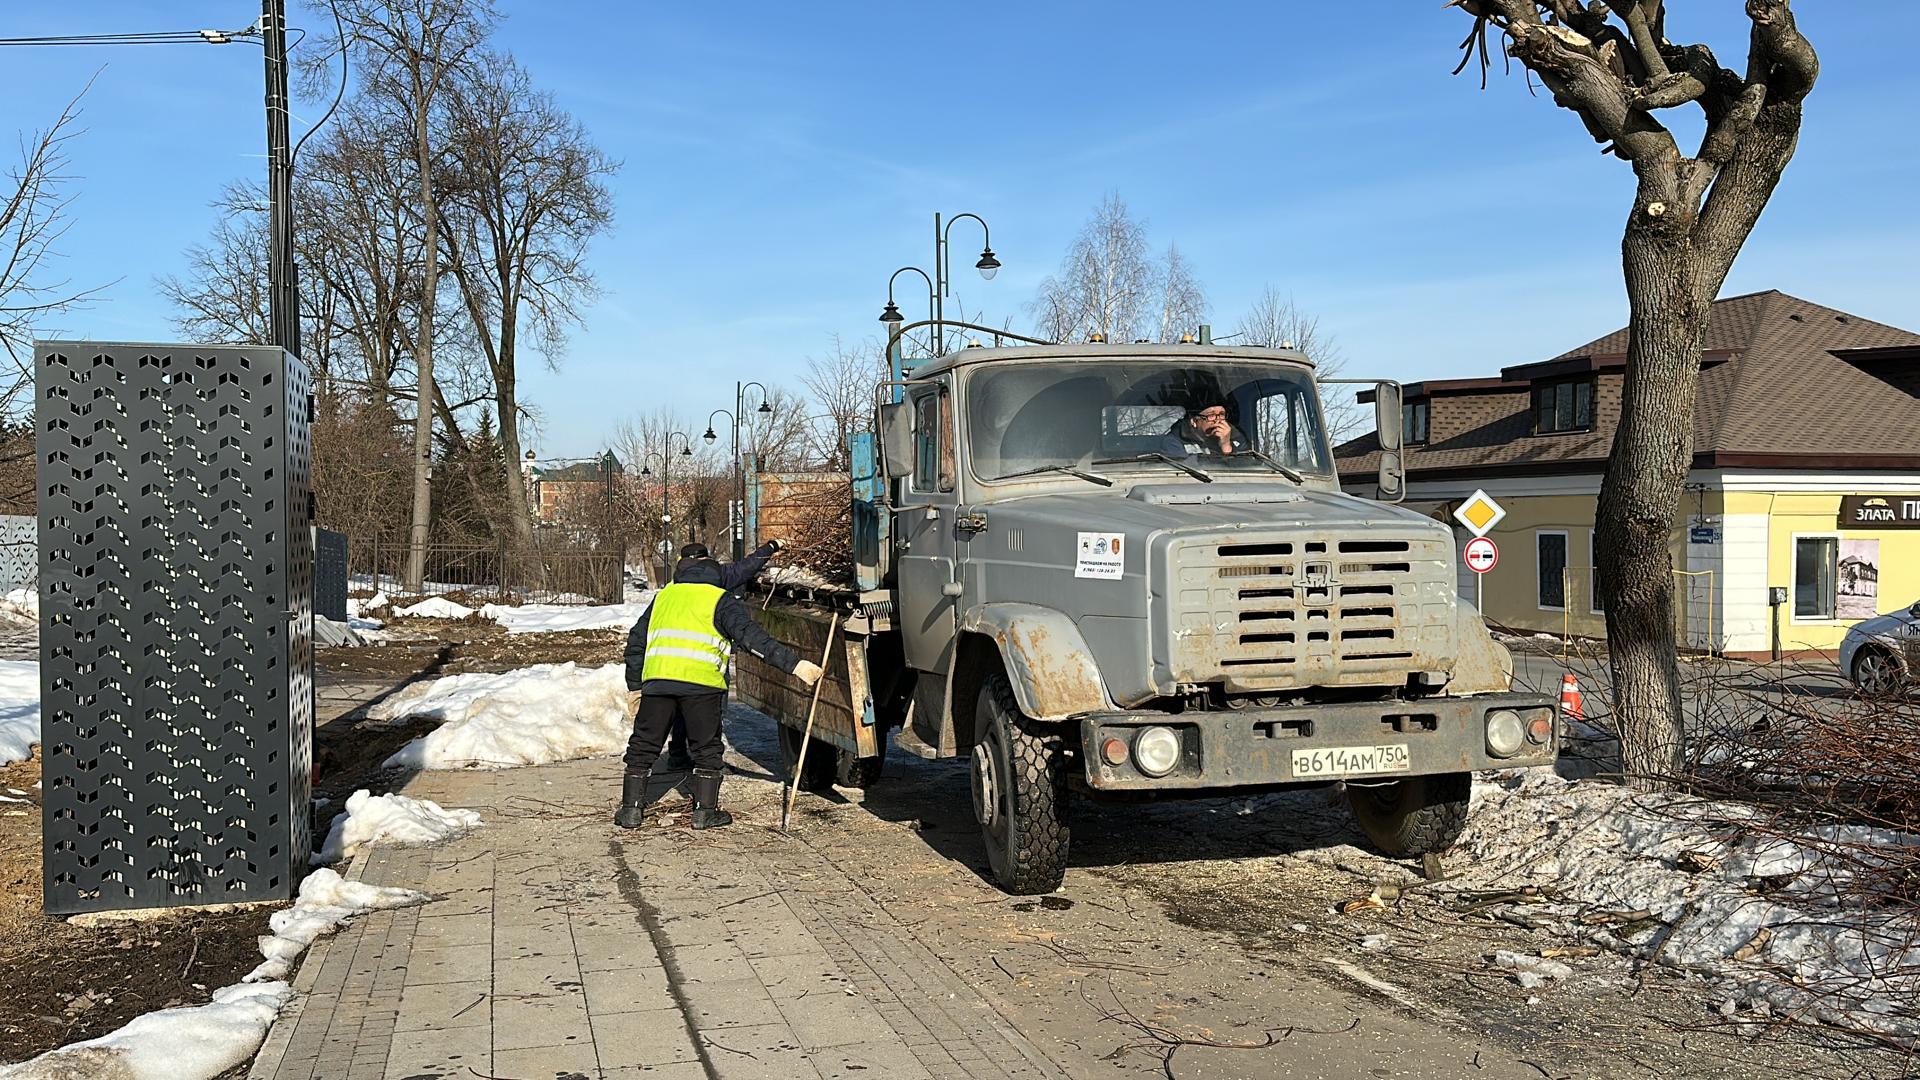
[1291, 744, 1411, 779]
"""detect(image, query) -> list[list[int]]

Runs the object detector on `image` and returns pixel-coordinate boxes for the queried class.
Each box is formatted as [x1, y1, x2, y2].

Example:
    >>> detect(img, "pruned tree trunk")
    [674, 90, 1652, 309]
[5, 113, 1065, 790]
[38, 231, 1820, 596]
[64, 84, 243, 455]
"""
[1599, 208, 1709, 786]
[1451, 0, 1818, 790]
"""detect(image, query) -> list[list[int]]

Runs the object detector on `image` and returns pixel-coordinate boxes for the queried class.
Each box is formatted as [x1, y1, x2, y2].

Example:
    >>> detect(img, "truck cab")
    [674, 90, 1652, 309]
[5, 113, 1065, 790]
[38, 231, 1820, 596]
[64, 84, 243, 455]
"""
[787, 339, 1556, 893]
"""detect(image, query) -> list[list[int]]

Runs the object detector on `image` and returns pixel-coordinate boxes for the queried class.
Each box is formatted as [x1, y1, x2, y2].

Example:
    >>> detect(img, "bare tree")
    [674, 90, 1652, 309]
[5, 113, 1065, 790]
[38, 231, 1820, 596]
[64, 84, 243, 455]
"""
[438, 50, 616, 554]
[1031, 193, 1159, 344]
[0, 84, 103, 420]
[156, 202, 271, 345]
[1452, 1, 1818, 789]
[1155, 243, 1208, 343]
[336, 0, 498, 590]
[1234, 285, 1361, 441]
[800, 335, 884, 469]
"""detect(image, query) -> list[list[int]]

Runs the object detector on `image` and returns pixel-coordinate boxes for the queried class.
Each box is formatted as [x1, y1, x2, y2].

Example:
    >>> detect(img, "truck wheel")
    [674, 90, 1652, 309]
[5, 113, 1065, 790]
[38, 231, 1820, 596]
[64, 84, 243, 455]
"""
[972, 671, 1070, 894]
[834, 748, 884, 789]
[1345, 772, 1471, 857]
[779, 725, 835, 794]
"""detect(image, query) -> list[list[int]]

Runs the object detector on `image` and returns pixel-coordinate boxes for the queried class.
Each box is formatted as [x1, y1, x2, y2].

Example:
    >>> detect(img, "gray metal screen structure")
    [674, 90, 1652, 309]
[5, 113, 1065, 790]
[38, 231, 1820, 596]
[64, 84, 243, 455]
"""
[314, 528, 348, 623]
[37, 342, 314, 914]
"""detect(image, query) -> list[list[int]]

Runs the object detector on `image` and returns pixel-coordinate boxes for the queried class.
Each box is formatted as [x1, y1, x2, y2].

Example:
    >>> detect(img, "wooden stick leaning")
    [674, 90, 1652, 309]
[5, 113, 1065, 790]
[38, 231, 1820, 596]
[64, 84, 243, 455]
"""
[780, 610, 840, 835]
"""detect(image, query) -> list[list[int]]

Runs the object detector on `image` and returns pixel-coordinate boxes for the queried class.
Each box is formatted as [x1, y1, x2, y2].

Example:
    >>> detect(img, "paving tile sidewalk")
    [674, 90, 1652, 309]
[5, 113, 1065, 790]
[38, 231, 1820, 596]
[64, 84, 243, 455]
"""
[249, 751, 1069, 1080]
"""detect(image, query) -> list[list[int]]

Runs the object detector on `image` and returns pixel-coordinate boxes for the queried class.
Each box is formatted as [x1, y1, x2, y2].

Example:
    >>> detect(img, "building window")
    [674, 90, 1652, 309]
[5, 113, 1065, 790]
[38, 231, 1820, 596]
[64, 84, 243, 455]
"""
[1402, 399, 1429, 445]
[1537, 530, 1568, 610]
[1533, 379, 1594, 434]
[1794, 535, 1838, 619]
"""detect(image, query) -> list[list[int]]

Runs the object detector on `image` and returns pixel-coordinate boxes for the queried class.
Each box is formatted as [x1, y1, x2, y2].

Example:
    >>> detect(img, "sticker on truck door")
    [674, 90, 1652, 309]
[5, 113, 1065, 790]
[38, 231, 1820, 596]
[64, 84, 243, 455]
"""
[1075, 532, 1125, 579]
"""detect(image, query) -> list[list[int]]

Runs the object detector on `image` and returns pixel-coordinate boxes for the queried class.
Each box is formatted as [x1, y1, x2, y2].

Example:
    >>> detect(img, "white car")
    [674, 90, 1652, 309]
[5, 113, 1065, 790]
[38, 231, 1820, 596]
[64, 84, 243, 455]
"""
[1838, 598, 1920, 694]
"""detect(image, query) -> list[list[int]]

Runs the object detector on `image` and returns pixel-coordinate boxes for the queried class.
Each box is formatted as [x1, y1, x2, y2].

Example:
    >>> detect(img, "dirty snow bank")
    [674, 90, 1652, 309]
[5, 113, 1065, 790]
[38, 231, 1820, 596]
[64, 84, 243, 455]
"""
[0, 660, 40, 766]
[246, 867, 431, 983]
[316, 789, 482, 864]
[0, 981, 292, 1079]
[393, 596, 476, 620]
[1460, 769, 1920, 1036]
[480, 599, 649, 635]
[375, 662, 630, 770]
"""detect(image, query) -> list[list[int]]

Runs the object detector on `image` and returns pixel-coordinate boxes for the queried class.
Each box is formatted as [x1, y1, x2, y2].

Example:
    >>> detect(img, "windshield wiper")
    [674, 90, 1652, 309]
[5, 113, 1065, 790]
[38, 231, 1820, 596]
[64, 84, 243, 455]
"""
[988, 463, 1114, 487]
[1232, 449, 1305, 484]
[1093, 453, 1214, 483]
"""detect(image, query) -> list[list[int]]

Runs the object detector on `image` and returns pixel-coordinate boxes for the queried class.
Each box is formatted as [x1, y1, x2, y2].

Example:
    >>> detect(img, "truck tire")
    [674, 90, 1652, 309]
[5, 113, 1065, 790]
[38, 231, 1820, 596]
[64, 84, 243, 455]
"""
[779, 725, 836, 794]
[1345, 772, 1471, 857]
[972, 671, 1070, 894]
[834, 748, 884, 789]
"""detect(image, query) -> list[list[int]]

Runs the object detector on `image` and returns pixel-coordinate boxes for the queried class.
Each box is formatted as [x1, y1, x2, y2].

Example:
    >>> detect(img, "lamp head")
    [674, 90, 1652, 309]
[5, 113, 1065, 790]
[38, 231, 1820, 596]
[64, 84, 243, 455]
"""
[879, 301, 903, 324]
[703, 429, 717, 443]
[975, 248, 1000, 280]
[756, 401, 772, 414]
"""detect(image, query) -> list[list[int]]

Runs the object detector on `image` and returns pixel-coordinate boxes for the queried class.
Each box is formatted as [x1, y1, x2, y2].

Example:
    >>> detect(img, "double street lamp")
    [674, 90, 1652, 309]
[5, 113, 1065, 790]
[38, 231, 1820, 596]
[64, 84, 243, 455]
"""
[704, 383, 774, 561]
[639, 431, 694, 568]
[878, 212, 1000, 356]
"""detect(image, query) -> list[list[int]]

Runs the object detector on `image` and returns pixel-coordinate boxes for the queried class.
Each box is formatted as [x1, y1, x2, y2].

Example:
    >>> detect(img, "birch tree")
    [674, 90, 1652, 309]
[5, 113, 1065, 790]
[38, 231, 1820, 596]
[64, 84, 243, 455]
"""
[1450, 0, 1818, 789]
[1031, 193, 1158, 344]
[1234, 285, 1361, 441]
[1155, 243, 1208, 343]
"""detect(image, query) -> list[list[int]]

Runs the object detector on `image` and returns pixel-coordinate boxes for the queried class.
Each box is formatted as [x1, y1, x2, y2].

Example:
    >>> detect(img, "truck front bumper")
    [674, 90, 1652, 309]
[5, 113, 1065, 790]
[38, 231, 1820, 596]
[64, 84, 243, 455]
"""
[1079, 692, 1557, 792]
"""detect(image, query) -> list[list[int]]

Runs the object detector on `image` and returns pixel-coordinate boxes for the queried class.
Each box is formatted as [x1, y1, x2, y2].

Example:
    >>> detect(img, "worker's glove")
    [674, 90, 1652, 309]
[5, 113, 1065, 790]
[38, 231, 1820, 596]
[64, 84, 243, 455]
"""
[767, 538, 786, 553]
[793, 660, 824, 686]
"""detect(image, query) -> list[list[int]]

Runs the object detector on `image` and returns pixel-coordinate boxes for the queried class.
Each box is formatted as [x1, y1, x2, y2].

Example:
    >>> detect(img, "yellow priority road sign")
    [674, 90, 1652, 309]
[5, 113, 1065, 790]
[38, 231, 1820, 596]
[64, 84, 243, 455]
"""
[1452, 489, 1507, 537]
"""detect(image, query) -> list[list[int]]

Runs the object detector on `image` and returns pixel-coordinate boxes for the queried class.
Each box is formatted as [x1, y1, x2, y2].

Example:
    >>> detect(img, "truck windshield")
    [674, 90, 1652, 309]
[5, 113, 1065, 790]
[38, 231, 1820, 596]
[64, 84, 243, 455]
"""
[968, 360, 1332, 482]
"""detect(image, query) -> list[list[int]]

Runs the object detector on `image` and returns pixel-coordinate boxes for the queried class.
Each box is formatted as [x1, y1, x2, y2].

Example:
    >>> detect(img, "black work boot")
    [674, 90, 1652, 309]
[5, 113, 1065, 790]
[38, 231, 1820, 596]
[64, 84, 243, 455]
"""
[689, 768, 732, 830]
[613, 769, 651, 829]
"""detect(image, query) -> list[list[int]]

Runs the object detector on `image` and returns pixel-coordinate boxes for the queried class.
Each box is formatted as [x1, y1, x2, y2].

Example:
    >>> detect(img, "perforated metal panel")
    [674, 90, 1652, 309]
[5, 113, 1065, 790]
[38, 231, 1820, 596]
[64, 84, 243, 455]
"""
[314, 528, 348, 623]
[36, 341, 314, 914]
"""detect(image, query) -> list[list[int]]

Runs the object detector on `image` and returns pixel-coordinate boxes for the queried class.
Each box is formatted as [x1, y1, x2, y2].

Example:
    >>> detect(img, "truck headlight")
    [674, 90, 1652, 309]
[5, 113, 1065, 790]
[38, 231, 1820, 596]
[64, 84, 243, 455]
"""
[1133, 726, 1181, 777]
[1485, 709, 1525, 758]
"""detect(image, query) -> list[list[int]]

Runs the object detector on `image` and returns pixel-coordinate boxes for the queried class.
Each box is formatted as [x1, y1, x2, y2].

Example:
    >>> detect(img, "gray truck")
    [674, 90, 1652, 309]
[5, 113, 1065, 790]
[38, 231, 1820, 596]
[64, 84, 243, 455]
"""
[736, 332, 1557, 895]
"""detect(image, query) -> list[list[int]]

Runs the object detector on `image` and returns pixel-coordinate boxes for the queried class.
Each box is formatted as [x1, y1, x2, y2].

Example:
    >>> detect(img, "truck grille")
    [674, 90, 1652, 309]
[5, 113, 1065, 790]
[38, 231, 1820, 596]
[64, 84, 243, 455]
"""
[1163, 533, 1451, 690]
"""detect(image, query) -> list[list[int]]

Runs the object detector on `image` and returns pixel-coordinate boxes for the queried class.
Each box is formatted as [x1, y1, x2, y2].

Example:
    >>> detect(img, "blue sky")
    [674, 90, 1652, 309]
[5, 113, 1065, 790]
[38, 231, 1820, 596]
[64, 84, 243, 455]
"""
[3, 2, 1916, 458]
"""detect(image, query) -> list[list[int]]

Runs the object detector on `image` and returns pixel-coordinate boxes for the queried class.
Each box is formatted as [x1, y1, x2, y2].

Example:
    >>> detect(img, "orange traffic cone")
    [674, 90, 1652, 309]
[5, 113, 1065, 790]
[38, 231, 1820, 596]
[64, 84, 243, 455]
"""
[1559, 673, 1583, 720]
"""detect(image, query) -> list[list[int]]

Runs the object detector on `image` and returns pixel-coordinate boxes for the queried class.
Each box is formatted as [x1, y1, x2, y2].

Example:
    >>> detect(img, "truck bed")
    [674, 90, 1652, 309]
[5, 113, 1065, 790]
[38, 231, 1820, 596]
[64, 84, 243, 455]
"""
[734, 602, 884, 760]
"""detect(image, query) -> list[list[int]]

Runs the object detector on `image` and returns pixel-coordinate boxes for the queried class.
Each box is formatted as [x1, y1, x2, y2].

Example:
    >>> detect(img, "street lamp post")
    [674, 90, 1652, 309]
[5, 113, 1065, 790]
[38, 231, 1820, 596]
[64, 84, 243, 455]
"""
[933, 212, 1000, 356]
[878, 266, 936, 359]
[639, 431, 694, 575]
[704, 383, 773, 561]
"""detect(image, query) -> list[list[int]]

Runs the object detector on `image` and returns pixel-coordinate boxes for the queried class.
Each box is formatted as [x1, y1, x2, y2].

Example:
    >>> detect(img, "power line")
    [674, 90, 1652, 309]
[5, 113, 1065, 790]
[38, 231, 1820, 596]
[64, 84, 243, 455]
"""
[0, 28, 259, 47]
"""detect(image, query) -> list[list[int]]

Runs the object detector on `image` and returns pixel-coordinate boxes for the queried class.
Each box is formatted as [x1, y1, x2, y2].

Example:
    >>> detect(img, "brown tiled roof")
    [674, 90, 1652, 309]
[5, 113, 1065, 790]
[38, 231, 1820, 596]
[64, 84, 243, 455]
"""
[1336, 290, 1920, 478]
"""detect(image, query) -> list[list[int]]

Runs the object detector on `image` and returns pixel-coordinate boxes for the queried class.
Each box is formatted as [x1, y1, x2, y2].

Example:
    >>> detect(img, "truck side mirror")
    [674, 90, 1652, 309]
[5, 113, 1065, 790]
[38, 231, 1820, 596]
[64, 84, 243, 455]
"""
[1373, 381, 1405, 503]
[877, 401, 912, 478]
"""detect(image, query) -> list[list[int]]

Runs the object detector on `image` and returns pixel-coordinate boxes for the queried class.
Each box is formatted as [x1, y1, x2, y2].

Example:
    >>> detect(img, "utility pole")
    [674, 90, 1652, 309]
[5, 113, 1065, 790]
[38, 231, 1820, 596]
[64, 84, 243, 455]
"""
[261, 0, 298, 358]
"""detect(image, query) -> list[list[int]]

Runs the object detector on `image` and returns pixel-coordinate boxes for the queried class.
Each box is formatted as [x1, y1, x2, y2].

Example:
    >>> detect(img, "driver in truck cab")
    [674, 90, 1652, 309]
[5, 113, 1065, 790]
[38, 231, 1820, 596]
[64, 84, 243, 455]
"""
[1162, 402, 1249, 458]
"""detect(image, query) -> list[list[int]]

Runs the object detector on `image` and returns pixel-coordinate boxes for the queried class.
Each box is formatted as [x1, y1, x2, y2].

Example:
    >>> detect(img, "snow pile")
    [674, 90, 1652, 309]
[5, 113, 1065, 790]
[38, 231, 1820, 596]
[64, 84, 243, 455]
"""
[393, 596, 477, 620]
[0, 660, 39, 766]
[480, 600, 648, 635]
[245, 867, 431, 983]
[374, 662, 631, 770]
[0, 981, 292, 1079]
[316, 789, 482, 864]
[1461, 769, 1920, 1035]
[1488, 949, 1573, 989]
[349, 591, 391, 617]
[0, 587, 34, 623]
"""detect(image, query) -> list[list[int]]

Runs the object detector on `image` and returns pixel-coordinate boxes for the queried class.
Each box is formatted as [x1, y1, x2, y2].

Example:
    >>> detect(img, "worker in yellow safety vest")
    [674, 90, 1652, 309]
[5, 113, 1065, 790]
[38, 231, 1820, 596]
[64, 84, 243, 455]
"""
[616, 542, 822, 829]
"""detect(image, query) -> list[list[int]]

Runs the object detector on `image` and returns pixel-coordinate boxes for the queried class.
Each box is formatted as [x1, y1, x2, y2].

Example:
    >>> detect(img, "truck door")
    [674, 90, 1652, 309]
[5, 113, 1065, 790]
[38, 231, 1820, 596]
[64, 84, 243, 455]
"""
[897, 383, 959, 674]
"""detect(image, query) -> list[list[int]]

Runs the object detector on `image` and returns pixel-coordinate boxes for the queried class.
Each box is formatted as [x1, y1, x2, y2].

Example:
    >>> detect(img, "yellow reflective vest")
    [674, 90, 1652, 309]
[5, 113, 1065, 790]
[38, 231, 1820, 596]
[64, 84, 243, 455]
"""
[639, 582, 732, 689]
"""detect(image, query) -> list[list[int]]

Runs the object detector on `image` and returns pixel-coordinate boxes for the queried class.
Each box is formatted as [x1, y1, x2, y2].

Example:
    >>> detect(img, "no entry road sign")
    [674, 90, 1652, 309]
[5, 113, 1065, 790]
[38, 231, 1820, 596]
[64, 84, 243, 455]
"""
[1464, 535, 1499, 575]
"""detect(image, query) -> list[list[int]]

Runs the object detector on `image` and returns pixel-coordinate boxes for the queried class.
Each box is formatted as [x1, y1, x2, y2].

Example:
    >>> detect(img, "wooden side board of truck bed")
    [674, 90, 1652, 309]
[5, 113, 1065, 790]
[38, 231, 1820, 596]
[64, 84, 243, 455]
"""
[734, 604, 883, 760]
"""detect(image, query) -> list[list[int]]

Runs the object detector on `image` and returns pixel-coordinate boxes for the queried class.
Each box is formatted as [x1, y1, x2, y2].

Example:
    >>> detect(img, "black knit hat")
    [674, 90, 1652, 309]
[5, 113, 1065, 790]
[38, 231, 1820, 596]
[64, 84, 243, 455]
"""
[679, 542, 711, 560]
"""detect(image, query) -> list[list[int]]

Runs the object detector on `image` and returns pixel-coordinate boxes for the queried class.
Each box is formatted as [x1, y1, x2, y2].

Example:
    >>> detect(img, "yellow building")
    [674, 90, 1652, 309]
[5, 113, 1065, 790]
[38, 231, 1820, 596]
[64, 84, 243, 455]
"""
[1336, 290, 1920, 662]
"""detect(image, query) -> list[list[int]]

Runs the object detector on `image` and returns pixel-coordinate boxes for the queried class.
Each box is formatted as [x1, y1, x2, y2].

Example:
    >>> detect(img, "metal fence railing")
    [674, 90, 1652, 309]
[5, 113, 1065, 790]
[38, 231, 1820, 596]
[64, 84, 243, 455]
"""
[348, 534, 626, 605]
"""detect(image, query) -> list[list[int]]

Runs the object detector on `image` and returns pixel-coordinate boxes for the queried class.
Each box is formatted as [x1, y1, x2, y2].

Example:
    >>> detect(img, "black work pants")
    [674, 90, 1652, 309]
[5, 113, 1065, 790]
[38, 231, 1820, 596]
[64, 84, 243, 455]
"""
[624, 691, 725, 774]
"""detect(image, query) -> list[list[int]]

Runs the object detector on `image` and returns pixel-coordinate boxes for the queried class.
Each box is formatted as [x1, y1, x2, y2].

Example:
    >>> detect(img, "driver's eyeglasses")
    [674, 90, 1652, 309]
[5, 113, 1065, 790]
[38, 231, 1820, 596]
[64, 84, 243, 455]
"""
[1193, 409, 1228, 421]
